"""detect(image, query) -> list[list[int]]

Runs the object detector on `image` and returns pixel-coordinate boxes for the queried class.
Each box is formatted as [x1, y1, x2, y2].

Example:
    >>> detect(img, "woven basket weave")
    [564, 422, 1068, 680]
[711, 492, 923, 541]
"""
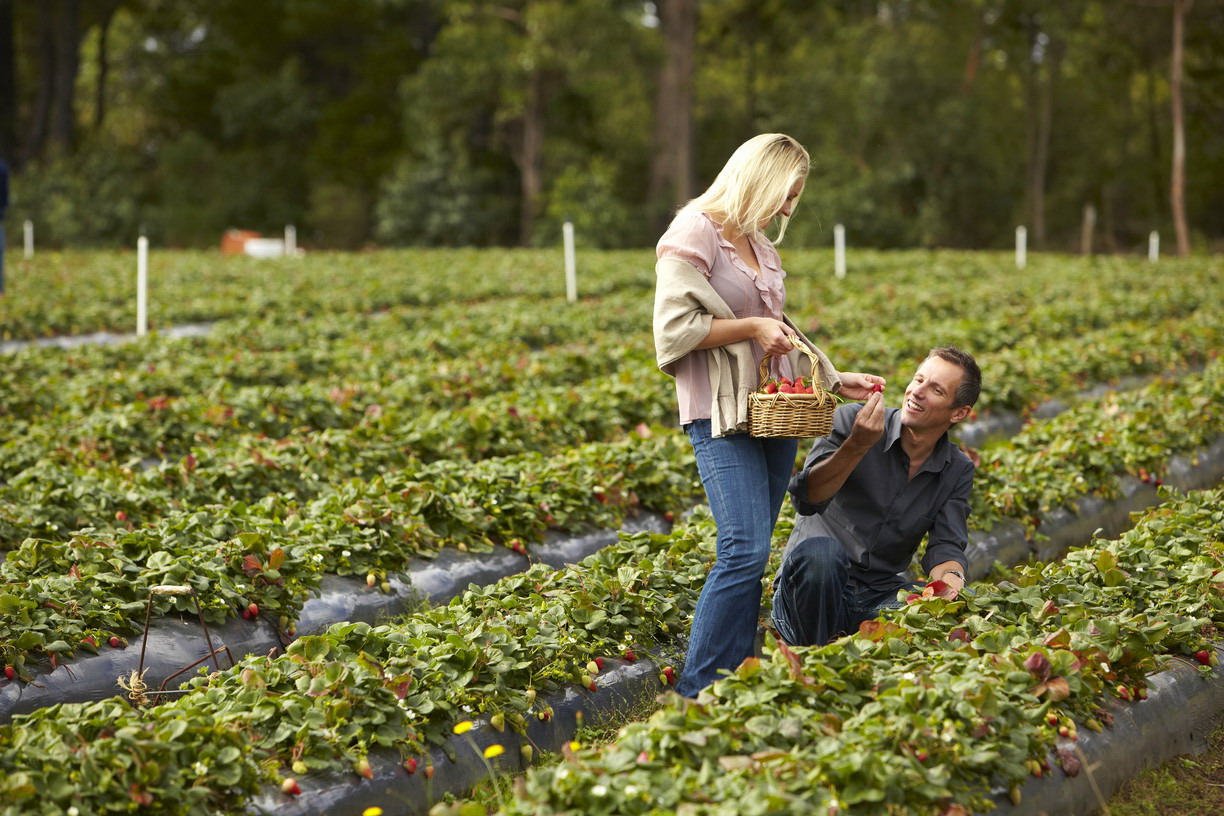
[748, 336, 837, 439]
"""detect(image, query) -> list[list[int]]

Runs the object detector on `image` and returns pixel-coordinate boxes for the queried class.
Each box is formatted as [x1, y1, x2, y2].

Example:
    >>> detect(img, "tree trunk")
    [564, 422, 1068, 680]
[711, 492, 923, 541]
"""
[1031, 37, 1063, 248]
[960, 7, 985, 94]
[648, 0, 697, 235]
[26, 1, 55, 162]
[95, 1, 120, 130]
[0, 0, 16, 163]
[1169, 0, 1190, 256]
[517, 69, 545, 246]
[49, 0, 81, 154]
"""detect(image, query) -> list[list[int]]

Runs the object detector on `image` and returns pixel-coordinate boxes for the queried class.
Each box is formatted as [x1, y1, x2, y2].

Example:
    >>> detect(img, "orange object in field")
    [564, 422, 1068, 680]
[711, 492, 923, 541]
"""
[221, 229, 262, 255]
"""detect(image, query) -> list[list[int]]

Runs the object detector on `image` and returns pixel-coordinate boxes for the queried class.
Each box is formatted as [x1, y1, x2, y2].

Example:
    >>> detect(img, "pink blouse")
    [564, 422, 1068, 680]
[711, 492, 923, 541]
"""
[656, 210, 794, 424]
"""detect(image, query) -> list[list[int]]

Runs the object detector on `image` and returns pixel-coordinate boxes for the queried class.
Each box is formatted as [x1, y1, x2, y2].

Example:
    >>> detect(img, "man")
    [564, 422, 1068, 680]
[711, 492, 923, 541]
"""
[770, 345, 981, 647]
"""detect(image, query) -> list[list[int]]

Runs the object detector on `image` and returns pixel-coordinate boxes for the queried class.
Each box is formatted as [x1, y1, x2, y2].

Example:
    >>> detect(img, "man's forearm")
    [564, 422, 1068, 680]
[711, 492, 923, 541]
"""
[804, 441, 873, 505]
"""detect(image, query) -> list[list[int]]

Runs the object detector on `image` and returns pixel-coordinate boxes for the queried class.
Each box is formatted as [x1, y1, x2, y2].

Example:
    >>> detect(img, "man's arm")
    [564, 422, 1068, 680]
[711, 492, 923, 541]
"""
[921, 461, 975, 597]
[802, 392, 886, 506]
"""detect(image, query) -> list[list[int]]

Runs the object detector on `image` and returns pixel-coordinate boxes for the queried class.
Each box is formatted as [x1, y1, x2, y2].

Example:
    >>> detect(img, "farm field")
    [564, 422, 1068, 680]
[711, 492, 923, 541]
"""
[0, 248, 1221, 815]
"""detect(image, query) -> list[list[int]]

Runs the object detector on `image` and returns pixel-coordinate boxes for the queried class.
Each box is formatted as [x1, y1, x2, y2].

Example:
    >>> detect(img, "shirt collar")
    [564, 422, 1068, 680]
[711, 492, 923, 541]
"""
[882, 408, 953, 473]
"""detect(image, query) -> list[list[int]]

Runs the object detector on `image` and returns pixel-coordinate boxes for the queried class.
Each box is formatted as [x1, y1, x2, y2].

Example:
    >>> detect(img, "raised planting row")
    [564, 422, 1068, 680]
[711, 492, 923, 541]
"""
[0, 432, 700, 675]
[0, 248, 657, 340]
[0, 509, 725, 815]
[498, 487, 1224, 816]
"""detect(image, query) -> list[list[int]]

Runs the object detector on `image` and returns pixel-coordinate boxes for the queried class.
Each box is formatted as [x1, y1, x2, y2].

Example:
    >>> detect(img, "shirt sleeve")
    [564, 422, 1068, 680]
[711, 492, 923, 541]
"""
[919, 461, 974, 574]
[656, 212, 719, 276]
[788, 403, 861, 516]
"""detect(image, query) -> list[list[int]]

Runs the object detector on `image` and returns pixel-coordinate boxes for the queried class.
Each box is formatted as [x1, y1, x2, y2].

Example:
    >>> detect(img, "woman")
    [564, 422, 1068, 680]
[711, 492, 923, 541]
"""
[652, 133, 884, 697]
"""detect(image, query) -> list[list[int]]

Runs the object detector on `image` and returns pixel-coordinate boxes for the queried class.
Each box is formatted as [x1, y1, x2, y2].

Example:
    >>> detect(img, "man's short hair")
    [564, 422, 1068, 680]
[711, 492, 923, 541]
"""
[926, 345, 981, 409]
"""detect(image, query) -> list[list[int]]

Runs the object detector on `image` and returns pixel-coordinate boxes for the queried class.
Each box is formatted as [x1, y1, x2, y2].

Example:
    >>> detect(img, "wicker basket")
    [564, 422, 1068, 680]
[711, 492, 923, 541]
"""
[748, 336, 838, 438]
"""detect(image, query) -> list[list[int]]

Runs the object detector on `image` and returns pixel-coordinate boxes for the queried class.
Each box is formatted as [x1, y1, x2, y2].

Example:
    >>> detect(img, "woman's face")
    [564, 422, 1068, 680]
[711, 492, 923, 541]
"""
[772, 179, 804, 224]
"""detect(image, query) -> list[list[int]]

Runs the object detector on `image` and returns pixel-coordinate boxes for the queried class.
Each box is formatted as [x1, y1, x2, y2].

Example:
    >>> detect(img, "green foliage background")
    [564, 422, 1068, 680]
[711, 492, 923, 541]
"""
[4, 0, 1223, 251]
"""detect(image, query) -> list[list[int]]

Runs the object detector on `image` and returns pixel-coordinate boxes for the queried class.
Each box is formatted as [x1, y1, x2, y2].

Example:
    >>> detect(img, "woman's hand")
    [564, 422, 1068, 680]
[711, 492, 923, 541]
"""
[752, 318, 797, 356]
[837, 371, 886, 400]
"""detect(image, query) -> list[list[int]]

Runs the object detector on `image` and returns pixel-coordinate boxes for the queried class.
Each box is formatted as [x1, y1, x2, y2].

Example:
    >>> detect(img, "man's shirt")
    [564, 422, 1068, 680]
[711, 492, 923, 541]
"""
[786, 403, 974, 590]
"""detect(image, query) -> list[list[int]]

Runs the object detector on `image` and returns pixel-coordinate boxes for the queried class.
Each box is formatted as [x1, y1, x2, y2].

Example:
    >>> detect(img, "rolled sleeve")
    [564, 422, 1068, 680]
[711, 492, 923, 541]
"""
[919, 464, 973, 574]
[788, 404, 860, 516]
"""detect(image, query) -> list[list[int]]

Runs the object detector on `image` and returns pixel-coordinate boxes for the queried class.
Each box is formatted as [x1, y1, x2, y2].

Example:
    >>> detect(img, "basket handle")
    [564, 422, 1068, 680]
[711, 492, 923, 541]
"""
[757, 333, 827, 392]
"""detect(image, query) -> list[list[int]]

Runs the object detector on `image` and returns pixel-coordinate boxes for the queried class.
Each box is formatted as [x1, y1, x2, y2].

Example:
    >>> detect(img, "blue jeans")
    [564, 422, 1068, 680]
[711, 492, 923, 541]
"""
[770, 536, 920, 646]
[675, 420, 797, 697]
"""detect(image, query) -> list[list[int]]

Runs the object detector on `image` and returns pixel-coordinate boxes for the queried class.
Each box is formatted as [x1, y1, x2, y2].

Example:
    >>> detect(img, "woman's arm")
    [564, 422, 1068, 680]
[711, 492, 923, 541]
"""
[696, 316, 795, 356]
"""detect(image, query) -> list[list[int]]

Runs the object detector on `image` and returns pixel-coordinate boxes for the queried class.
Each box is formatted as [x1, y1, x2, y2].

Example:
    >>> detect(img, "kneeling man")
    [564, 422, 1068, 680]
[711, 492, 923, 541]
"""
[771, 346, 981, 646]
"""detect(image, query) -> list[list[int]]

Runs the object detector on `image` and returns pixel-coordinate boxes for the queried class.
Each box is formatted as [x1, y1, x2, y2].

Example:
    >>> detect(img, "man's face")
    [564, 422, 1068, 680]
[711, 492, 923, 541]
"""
[899, 355, 971, 431]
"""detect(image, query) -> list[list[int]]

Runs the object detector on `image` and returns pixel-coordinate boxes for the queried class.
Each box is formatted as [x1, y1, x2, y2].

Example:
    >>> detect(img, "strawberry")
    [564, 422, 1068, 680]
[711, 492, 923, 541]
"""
[490, 712, 505, 732]
[109, 636, 121, 648]
[871, 383, 884, 393]
[424, 764, 435, 779]
[661, 666, 676, 685]
[366, 573, 377, 587]
[521, 745, 534, 763]
[403, 758, 418, 775]
[1117, 684, 1132, 701]
[763, 382, 778, 394]
[623, 649, 637, 662]
[354, 757, 373, 779]
[248, 603, 259, 618]
[3, 666, 14, 680]
[594, 657, 605, 671]
[242, 609, 252, 620]
[292, 760, 308, 775]
[588, 680, 598, 692]
[281, 778, 301, 796]
[586, 661, 599, 675]
[1196, 649, 1212, 665]
[779, 383, 795, 394]
[636, 751, 650, 764]
[778, 377, 792, 387]
[115, 510, 128, 522]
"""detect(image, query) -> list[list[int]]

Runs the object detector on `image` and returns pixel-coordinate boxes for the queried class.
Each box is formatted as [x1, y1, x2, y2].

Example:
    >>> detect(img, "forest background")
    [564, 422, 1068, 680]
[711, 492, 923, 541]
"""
[1, 0, 1220, 253]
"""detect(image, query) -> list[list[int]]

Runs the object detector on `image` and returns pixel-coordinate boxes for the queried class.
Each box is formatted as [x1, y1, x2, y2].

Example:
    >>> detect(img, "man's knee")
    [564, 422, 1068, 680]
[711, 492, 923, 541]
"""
[786, 536, 847, 587]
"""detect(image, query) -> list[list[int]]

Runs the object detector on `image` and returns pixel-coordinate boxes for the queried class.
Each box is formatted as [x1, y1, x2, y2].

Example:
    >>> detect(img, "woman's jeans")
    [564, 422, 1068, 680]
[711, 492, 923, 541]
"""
[676, 420, 797, 697]
[770, 536, 920, 647]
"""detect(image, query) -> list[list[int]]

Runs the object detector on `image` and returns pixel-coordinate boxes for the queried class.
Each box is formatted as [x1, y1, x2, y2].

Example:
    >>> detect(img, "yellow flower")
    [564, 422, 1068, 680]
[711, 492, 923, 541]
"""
[362, 809, 383, 816]
[569, 741, 580, 753]
[453, 721, 474, 735]
[483, 744, 504, 759]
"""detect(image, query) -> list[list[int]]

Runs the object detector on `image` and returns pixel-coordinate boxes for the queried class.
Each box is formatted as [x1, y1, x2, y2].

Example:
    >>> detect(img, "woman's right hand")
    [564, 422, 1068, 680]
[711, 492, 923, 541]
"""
[753, 317, 796, 356]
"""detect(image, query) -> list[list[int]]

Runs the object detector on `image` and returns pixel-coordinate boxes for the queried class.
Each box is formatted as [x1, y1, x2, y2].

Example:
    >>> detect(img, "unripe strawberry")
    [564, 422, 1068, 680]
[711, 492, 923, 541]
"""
[1059, 726, 1070, 738]
[587, 661, 599, 675]
[490, 712, 505, 732]
[354, 757, 373, 779]
[636, 750, 650, 764]
[580, 673, 593, 689]
[367, 573, 377, 587]
[292, 760, 309, 775]
[525, 688, 536, 704]
[424, 764, 435, 779]
[521, 745, 534, 763]
[1117, 684, 1132, 701]
[281, 778, 301, 796]
[1047, 714, 1059, 726]
[403, 757, 418, 774]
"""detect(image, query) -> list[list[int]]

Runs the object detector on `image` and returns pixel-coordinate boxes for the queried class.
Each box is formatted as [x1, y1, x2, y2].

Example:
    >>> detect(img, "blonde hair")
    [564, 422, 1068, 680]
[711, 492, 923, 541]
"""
[679, 133, 810, 243]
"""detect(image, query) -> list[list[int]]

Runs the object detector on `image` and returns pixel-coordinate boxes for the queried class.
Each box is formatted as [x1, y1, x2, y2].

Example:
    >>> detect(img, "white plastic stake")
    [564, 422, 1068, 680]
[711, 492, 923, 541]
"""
[23, 219, 33, 258]
[285, 224, 297, 257]
[137, 236, 149, 337]
[563, 220, 577, 303]
[1015, 225, 1027, 270]
[834, 224, 846, 279]
[1148, 231, 1159, 263]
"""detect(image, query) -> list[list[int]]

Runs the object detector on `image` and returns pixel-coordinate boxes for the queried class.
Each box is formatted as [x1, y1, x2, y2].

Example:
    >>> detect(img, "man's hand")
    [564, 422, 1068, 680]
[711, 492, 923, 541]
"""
[837, 371, 887, 400]
[928, 562, 966, 599]
[846, 391, 886, 450]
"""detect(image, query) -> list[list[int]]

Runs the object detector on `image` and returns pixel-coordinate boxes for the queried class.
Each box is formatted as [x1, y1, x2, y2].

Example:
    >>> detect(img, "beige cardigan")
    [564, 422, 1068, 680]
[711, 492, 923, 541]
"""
[653, 256, 842, 438]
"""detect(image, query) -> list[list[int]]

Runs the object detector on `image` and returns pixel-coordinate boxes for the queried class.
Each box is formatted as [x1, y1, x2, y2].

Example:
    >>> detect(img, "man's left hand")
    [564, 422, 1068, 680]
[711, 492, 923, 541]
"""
[838, 372, 887, 400]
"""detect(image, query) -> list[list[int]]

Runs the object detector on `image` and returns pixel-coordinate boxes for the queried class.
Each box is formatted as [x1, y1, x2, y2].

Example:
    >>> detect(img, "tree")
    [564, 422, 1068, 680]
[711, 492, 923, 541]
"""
[647, 0, 697, 234]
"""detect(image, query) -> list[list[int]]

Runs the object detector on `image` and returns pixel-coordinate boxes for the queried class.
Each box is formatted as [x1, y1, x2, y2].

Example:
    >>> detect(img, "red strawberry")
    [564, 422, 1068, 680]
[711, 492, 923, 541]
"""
[424, 764, 435, 779]
[623, 649, 637, 662]
[636, 751, 650, 764]
[248, 603, 259, 618]
[4, 666, 14, 680]
[763, 382, 778, 394]
[281, 778, 301, 796]
[778, 384, 794, 394]
[1196, 649, 1212, 665]
[115, 510, 128, 522]
[778, 377, 792, 387]
[594, 658, 605, 671]
[588, 680, 598, 692]
[109, 636, 121, 648]
[403, 757, 418, 774]
[871, 383, 884, 394]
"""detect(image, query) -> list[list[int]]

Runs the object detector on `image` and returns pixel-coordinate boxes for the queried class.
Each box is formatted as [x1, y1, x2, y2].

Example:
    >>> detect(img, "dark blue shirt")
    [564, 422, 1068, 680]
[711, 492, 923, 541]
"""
[786, 403, 974, 590]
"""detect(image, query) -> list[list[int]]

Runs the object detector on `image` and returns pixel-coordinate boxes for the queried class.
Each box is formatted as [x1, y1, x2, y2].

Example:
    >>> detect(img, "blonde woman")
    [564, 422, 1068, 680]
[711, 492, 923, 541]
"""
[653, 133, 884, 696]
